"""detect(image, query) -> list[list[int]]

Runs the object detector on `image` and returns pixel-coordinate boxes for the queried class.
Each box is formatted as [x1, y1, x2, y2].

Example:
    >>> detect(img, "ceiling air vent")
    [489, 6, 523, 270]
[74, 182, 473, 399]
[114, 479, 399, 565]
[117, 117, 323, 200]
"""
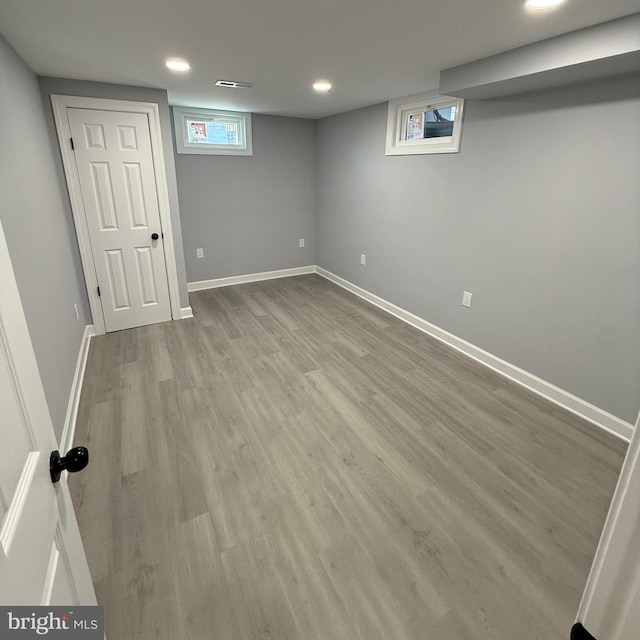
[215, 80, 253, 89]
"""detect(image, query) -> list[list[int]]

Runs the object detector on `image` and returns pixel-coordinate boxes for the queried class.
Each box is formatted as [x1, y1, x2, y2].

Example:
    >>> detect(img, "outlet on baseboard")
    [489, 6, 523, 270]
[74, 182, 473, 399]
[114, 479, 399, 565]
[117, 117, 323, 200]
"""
[360, 253, 366, 266]
[462, 291, 472, 308]
[299, 238, 305, 248]
[196, 248, 204, 259]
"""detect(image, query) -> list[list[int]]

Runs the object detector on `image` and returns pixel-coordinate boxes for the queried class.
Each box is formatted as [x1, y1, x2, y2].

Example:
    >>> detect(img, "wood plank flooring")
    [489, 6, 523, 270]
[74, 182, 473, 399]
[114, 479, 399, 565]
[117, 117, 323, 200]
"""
[69, 274, 627, 639]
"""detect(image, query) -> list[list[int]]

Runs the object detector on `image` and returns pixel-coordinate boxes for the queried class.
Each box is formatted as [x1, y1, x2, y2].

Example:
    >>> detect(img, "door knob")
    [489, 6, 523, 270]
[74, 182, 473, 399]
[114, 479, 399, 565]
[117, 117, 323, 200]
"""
[151, 232, 159, 240]
[50, 446, 89, 483]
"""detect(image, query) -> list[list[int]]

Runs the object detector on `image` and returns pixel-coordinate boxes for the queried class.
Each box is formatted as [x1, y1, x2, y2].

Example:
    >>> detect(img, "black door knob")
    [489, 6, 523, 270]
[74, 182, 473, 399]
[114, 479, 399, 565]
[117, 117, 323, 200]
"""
[50, 446, 89, 483]
[151, 232, 159, 240]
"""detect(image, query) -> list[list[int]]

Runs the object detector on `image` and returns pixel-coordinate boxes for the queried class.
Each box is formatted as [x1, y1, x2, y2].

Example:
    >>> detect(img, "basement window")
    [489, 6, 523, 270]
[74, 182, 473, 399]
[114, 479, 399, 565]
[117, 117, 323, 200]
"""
[385, 91, 464, 156]
[173, 106, 253, 156]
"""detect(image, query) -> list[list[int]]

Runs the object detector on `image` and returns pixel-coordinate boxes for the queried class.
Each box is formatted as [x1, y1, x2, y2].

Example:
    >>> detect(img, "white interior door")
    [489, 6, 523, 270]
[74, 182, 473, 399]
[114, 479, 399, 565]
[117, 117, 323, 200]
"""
[67, 107, 171, 333]
[576, 411, 640, 639]
[0, 218, 96, 605]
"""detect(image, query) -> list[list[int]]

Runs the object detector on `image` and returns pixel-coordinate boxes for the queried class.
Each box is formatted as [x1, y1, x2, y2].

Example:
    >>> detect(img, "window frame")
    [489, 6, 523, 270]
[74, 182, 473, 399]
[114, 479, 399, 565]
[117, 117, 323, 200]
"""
[385, 91, 465, 156]
[173, 106, 253, 156]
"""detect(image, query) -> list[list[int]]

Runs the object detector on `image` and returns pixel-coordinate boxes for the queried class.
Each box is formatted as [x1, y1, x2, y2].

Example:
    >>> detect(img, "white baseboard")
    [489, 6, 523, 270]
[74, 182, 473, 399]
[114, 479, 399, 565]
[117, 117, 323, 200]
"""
[180, 306, 193, 319]
[187, 265, 316, 292]
[316, 267, 634, 443]
[60, 324, 95, 452]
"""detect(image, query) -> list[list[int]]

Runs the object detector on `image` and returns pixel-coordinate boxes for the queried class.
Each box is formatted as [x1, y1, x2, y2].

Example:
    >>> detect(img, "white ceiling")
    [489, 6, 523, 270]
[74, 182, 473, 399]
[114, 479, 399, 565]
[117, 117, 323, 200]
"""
[1, 0, 639, 119]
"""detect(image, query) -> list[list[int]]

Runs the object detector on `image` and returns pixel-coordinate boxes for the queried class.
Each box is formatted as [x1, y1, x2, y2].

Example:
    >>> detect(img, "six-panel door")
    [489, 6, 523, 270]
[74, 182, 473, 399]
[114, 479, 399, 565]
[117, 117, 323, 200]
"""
[68, 108, 172, 332]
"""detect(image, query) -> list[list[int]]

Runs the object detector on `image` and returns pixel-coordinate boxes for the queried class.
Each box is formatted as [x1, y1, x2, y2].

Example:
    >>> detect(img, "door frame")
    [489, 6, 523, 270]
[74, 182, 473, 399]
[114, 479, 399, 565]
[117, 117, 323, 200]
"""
[51, 95, 182, 335]
[575, 408, 640, 638]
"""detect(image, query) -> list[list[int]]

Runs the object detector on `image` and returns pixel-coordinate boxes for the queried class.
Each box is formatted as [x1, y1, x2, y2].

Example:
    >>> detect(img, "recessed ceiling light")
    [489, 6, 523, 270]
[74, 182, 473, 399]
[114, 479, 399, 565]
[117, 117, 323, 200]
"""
[313, 80, 332, 93]
[165, 58, 191, 73]
[525, 0, 565, 10]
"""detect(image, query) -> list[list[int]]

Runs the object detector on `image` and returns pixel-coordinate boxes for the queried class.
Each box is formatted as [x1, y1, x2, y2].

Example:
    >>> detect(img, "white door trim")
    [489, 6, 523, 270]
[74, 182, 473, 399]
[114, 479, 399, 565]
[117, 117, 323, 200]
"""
[51, 95, 181, 335]
[576, 408, 640, 638]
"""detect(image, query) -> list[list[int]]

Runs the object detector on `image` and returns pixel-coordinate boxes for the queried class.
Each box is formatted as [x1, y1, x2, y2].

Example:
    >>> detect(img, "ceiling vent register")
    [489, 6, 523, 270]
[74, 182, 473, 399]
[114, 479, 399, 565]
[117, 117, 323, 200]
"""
[215, 80, 253, 89]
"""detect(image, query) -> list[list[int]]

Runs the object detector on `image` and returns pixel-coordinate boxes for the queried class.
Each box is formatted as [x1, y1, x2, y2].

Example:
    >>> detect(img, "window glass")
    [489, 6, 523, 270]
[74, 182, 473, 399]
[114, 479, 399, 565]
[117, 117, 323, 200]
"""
[404, 106, 456, 141]
[187, 120, 239, 145]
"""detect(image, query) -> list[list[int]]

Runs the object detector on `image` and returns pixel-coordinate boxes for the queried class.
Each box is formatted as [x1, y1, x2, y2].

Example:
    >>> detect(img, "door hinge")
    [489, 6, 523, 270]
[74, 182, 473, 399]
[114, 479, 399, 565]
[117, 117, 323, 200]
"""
[97, 286, 101, 297]
[70, 137, 75, 151]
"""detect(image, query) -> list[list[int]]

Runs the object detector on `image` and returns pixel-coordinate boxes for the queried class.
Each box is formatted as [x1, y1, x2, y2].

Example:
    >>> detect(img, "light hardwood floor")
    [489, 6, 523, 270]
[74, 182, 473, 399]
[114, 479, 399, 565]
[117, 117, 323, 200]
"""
[69, 274, 627, 639]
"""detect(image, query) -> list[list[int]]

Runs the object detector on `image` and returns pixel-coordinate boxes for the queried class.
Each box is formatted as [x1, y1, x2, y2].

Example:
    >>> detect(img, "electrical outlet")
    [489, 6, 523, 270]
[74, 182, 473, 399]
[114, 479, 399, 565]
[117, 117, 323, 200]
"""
[360, 253, 366, 266]
[74, 303, 79, 320]
[299, 238, 305, 248]
[196, 248, 204, 259]
[462, 291, 473, 308]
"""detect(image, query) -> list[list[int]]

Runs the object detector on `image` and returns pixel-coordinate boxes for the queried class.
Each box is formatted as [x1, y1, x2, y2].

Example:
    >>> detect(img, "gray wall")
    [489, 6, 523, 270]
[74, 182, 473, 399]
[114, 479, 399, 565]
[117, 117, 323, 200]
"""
[0, 36, 91, 441]
[174, 114, 316, 282]
[316, 74, 640, 424]
[38, 76, 189, 309]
